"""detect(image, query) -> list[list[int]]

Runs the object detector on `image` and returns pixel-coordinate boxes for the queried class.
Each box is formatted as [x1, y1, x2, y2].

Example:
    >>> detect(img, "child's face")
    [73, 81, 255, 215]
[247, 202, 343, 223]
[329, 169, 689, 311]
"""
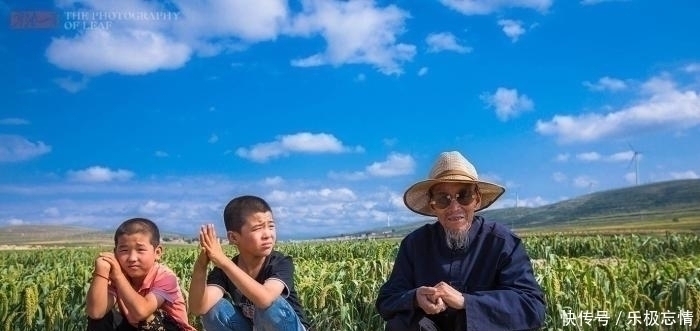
[114, 232, 162, 281]
[230, 211, 276, 257]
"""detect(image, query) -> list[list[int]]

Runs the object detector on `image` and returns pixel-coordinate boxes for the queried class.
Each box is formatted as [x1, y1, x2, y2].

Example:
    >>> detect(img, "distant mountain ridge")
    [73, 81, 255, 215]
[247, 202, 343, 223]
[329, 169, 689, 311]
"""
[481, 178, 700, 227]
[344, 179, 700, 238]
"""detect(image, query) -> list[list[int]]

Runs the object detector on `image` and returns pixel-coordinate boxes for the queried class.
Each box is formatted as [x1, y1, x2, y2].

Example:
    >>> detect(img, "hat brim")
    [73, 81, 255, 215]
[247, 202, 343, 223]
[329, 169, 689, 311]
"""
[403, 179, 505, 216]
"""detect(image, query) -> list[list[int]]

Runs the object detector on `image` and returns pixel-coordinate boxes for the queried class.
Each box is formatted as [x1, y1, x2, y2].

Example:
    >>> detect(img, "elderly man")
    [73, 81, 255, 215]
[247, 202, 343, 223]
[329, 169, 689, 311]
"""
[376, 151, 545, 331]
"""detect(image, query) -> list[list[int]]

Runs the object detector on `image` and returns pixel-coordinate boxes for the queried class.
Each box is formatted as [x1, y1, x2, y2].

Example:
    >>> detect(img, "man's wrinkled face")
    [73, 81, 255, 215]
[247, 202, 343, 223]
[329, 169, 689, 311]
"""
[429, 182, 481, 249]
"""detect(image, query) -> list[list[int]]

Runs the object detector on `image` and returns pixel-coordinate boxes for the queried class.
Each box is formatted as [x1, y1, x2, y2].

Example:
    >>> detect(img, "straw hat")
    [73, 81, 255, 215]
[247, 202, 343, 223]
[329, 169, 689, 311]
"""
[403, 151, 505, 216]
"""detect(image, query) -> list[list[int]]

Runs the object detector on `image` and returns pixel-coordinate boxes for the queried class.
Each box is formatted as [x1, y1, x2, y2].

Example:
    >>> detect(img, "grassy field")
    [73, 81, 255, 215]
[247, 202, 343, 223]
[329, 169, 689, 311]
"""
[515, 214, 700, 236]
[2, 233, 700, 331]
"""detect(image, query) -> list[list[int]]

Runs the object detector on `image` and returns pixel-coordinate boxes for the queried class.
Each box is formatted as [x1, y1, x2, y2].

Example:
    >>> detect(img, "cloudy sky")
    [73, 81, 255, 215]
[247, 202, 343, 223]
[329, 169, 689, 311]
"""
[2, 0, 699, 240]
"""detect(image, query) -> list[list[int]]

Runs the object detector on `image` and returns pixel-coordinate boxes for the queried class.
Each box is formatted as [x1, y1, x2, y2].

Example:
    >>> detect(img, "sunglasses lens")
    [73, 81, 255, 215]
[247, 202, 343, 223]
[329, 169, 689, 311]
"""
[456, 189, 472, 205]
[433, 194, 451, 209]
[431, 189, 474, 209]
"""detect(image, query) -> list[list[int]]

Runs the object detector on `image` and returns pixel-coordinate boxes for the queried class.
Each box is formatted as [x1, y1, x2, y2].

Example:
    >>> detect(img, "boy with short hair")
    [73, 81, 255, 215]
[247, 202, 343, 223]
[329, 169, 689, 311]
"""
[188, 195, 311, 331]
[86, 217, 196, 331]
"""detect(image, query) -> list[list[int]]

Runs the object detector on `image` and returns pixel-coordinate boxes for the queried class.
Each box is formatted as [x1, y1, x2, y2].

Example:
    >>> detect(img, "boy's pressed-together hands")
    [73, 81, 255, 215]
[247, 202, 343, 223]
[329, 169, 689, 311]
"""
[197, 224, 229, 269]
[93, 252, 125, 281]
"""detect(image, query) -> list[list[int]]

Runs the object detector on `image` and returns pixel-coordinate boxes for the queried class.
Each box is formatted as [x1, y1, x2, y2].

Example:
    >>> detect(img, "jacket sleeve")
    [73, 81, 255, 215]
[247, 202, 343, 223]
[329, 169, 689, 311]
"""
[464, 238, 546, 331]
[375, 238, 419, 324]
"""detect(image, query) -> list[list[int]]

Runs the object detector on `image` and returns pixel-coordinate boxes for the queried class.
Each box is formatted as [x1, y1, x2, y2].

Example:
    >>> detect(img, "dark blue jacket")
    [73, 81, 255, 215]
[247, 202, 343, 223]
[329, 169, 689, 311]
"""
[376, 216, 545, 331]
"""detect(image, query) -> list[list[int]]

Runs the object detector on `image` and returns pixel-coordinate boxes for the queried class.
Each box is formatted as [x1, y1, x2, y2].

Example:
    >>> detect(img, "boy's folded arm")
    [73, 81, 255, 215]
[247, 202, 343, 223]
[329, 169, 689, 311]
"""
[218, 259, 285, 309]
[125, 292, 164, 322]
[85, 283, 115, 319]
[111, 275, 164, 321]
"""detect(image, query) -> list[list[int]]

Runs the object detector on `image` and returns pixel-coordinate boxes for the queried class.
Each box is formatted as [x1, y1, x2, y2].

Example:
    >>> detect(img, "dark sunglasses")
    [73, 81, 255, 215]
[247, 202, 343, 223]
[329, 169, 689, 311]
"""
[430, 189, 476, 209]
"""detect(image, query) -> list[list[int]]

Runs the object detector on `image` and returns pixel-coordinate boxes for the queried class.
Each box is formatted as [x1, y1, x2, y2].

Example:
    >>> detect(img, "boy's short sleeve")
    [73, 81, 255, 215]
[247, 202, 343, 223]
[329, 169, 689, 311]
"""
[206, 267, 230, 292]
[267, 255, 295, 297]
[149, 267, 181, 303]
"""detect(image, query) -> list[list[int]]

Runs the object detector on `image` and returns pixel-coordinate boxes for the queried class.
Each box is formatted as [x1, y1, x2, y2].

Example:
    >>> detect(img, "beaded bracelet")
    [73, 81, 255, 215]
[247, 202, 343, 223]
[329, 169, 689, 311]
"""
[92, 272, 110, 281]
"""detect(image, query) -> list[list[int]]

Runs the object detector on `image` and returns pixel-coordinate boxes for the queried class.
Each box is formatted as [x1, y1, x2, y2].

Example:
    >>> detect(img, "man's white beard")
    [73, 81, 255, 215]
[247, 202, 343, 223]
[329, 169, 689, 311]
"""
[445, 228, 469, 250]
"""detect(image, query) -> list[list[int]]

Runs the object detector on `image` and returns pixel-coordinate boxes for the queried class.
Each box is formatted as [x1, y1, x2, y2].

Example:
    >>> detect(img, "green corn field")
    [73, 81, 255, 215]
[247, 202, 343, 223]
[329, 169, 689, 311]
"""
[1, 233, 699, 330]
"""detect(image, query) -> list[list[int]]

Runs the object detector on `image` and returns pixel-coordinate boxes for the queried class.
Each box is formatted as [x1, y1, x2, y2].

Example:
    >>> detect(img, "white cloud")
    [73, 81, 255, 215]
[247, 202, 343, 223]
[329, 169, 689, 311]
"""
[236, 132, 361, 162]
[208, 134, 219, 144]
[383, 138, 398, 147]
[0, 135, 52, 162]
[684, 63, 700, 73]
[580, 0, 627, 5]
[481, 87, 534, 121]
[608, 151, 635, 162]
[555, 153, 570, 162]
[365, 153, 415, 177]
[46, 29, 192, 76]
[583, 76, 627, 92]
[440, 0, 552, 15]
[328, 153, 414, 180]
[155, 150, 169, 157]
[139, 200, 171, 214]
[418, 67, 428, 76]
[573, 175, 598, 189]
[426, 32, 471, 53]
[175, 0, 288, 42]
[552, 172, 567, 183]
[328, 171, 368, 181]
[572, 150, 638, 163]
[669, 171, 699, 179]
[497, 19, 525, 42]
[43, 207, 61, 217]
[7, 218, 25, 226]
[54, 76, 90, 93]
[576, 152, 601, 161]
[47, 0, 418, 77]
[0, 118, 29, 125]
[67, 166, 135, 183]
[263, 176, 285, 186]
[268, 187, 357, 204]
[288, 0, 415, 75]
[47, 0, 287, 76]
[536, 76, 700, 143]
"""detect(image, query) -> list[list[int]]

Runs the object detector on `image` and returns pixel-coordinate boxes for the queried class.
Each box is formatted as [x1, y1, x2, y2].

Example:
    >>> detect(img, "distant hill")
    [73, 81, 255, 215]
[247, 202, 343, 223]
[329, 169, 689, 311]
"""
[336, 179, 700, 238]
[0, 225, 113, 246]
[0, 224, 191, 247]
[482, 178, 700, 228]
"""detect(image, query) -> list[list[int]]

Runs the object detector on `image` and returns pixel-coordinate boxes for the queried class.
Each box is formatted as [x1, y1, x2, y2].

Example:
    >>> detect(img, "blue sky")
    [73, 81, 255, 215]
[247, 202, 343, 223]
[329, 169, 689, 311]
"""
[1, 0, 699, 240]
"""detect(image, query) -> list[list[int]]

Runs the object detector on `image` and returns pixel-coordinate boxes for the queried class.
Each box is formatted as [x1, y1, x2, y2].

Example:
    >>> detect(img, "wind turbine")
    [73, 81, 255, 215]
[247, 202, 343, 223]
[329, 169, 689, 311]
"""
[627, 143, 642, 186]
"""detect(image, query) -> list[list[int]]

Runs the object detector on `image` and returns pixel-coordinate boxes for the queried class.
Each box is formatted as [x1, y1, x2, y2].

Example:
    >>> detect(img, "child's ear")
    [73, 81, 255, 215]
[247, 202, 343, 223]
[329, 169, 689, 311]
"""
[227, 231, 238, 245]
[155, 245, 163, 261]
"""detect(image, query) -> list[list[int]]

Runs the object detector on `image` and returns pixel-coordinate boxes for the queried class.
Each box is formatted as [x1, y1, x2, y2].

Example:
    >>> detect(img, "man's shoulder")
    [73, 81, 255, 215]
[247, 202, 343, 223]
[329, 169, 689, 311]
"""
[402, 222, 438, 242]
[477, 217, 520, 240]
